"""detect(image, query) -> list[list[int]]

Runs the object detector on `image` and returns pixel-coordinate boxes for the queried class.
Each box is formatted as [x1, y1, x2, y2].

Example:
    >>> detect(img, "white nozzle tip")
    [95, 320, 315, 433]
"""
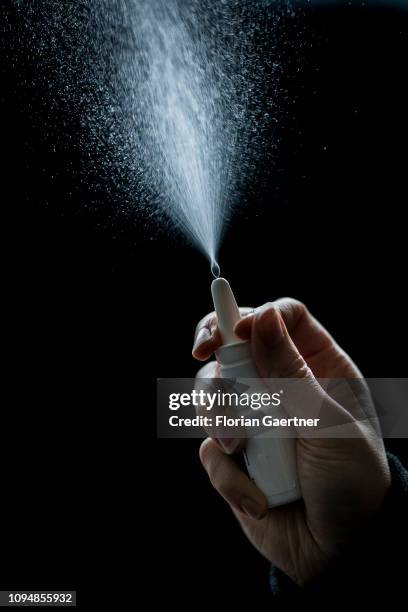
[211, 277, 241, 345]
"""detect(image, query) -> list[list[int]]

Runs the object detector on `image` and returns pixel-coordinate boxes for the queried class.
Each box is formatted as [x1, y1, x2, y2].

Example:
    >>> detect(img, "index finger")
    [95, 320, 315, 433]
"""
[234, 298, 335, 364]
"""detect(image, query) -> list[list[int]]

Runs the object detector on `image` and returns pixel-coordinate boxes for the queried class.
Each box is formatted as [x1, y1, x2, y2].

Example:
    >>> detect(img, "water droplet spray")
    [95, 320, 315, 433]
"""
[132, 1, 301, 507]
[211, 260, 220, 279]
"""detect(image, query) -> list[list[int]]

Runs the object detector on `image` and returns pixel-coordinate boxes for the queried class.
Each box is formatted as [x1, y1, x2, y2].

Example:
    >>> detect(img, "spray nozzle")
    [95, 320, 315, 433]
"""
[211, 277, 241, 345]
[211, 260, 220, 278]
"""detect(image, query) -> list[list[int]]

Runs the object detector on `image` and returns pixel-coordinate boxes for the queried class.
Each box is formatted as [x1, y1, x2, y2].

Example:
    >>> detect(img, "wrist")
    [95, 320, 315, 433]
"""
[270, 452, 407, 595]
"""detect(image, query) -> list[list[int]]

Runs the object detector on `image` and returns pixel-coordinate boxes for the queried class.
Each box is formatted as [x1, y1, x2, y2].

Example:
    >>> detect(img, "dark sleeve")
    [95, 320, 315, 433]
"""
[269, 452, 408, 596]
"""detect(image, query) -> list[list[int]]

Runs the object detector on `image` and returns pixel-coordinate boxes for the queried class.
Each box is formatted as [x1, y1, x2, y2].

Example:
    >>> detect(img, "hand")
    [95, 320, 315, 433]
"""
[192, 299, 391, 585]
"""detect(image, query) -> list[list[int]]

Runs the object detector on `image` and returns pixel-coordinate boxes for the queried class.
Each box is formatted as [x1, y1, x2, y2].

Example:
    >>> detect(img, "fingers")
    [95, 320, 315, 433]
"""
[250, 304, 310, 379]
[193, 300, 356, 438]
[192, 308, 254, 359]
[192, 313, 221, 361]
[235, 298, 334, 365]
[199, 438, 268, 520]
[192, 308, 253, 361]
[194, 297, 335, 366]
[235, 304, 354, 433]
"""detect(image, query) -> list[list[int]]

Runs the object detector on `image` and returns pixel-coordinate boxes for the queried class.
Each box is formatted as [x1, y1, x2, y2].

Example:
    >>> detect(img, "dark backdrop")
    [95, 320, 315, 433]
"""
[1, 1, 407, 606]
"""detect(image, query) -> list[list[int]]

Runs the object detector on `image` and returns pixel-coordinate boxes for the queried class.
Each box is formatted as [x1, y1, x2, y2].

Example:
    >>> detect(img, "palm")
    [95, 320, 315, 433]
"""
[233, 495, 323, 584]
[235, 433, 379, 584]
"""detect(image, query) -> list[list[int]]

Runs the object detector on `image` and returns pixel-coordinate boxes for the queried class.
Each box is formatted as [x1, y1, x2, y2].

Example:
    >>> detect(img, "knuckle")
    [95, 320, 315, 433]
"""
[216, 479, 234, 501]
[280, 355, 310, 379]
[199, 438, 213, 468]
[274, 298, 310, 332]
[195, 312, 217, 336]
[204, 452, 234, 501]
[208, 461, 235, 500]
[276, 297, 308, 316]
[206, 452, 225, 488]
[199, 441, 241, 504]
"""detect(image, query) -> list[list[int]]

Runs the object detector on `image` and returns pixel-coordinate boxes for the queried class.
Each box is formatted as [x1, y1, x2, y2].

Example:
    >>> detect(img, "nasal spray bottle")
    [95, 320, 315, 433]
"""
[211, 277, 301, 507]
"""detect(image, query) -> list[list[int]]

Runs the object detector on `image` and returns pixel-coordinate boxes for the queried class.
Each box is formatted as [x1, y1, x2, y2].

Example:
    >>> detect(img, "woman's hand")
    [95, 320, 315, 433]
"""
[192, 299, 391, 585]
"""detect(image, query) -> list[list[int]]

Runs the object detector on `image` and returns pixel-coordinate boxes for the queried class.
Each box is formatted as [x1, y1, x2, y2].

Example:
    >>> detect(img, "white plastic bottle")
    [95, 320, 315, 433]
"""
[211, 277, 301, 508]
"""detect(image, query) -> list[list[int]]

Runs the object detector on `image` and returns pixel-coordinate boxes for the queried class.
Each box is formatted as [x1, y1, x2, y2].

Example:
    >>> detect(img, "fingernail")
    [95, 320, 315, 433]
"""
[192, 327, 211, 353]
[257, 308, 284, 348]
[218, 438, 239, 454]
[241, 497, 265, 520]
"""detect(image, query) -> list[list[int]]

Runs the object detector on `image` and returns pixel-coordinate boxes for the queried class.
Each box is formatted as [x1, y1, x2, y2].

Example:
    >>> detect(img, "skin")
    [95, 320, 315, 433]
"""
[192, 298, 391, 585]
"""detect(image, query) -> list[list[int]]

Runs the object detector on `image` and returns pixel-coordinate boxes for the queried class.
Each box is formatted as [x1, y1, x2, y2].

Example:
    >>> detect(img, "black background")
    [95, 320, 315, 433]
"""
[1, 0, 407, 606]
